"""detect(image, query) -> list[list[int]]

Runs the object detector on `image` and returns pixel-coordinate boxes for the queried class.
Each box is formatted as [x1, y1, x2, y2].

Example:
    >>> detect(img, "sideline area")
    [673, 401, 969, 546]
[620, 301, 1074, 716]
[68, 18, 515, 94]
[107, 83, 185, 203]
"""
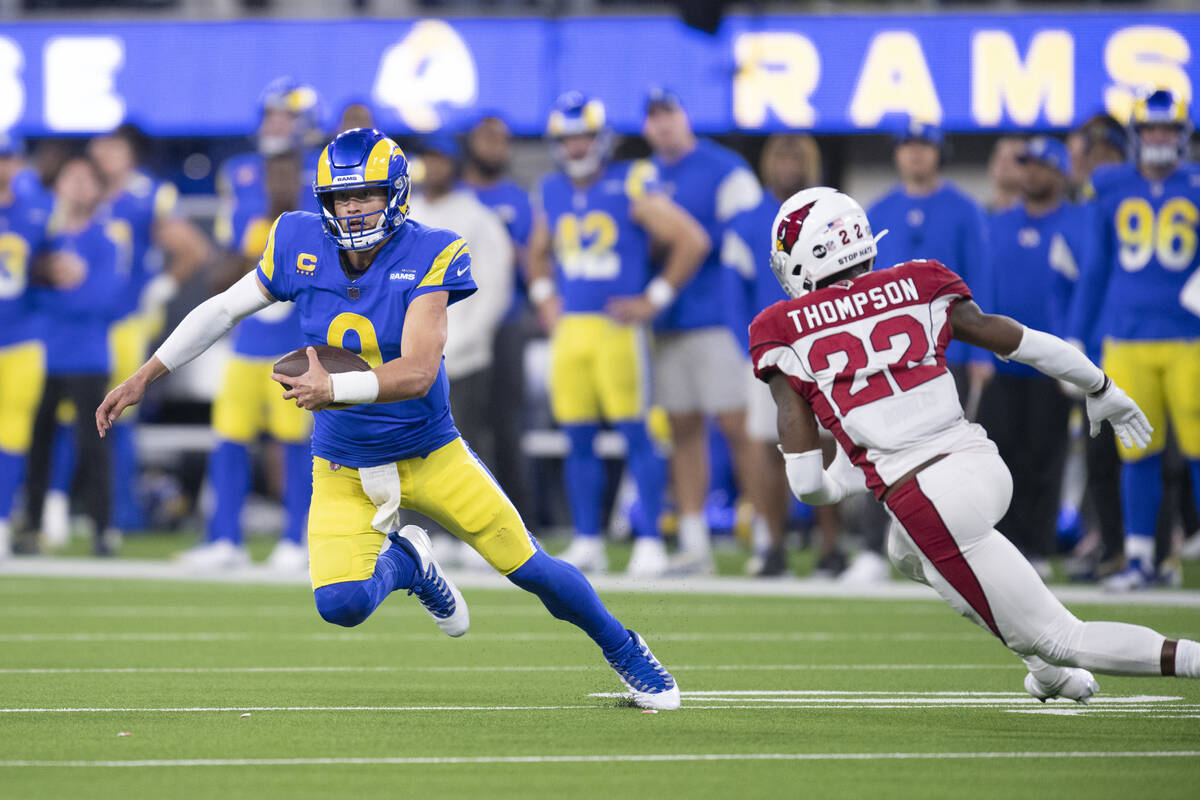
[4, 556, 1200, 607]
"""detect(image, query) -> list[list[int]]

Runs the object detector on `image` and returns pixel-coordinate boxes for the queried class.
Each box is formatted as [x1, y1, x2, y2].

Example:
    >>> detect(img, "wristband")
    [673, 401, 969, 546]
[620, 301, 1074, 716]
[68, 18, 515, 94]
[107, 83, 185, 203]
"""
[330, 371, 380, 405]
[529, 277, 556, 305]
[1087, 374, 1111, 399]
[646, 277, 676, 310]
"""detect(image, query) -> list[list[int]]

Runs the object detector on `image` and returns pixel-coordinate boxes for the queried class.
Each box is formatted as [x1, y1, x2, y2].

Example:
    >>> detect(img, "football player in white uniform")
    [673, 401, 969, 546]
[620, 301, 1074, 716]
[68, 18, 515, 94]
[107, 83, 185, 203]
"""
[750, 188, 1200, 701]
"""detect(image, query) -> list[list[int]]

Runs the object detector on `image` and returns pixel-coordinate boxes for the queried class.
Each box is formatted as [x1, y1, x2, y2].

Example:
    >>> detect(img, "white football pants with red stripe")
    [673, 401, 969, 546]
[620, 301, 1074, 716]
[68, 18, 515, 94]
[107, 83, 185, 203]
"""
[885, 450, 1169, 676]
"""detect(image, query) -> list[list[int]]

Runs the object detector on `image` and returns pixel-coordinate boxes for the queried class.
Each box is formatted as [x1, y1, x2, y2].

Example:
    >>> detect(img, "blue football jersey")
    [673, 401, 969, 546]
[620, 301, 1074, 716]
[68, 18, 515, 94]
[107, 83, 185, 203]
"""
[652, 139, 763, 332]
[722, 196, 786, 351]
[986, 202, 1087, 376]
[469, 179, 532, 248]
[0, 192, 50, 348]
[255, 212, 476, 468]
[539, 160, 657, 314]
[228, 205, 305, 359]
[1067, 162, 1200, 344]
[31, 221, 125, 374]
[468, 178, 533, 320]
[215, 149, 320, 249]
[103, 171, 178, 318]
[868, 181, 990, 365]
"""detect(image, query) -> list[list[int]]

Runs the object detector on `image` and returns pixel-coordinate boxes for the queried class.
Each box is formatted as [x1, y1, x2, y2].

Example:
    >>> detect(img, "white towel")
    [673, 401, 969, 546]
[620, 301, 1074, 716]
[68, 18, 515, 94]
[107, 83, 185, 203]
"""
[357, 463, 404, 534]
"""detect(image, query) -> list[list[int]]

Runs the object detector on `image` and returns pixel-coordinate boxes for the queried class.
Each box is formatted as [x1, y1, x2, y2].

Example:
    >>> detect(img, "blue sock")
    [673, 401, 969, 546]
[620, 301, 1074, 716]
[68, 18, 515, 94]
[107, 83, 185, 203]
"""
[1189, 460, 1200, 521]
[563, 423, 604, 537]
[614, 420, 664, 539]
[313, 542, 419, 627]
[1121, 454, 1163, 539]
[110, 424, 145, 531]
[205, 440, 250, 544]
[49, 422, 75, 494]
[282, 442, 312, 544]
[507, 547, 629, 655]
[0, 451, 24, 519]
[1122, 454, 1163, 571]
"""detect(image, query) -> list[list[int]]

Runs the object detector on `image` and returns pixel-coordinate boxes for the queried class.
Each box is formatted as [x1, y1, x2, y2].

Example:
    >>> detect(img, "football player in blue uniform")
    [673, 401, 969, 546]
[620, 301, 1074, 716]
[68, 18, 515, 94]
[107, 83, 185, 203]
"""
[98, 128, 681, 710]
[977, 136, 1089, 574]
[182, 149, 312, 571]
[868, 117, 992, 413]
[25, 157, 125, 556]
[1067, 88, 1200, 591]
[88, 126, 209, 530]
[528, 93, 710, 576]
[0, 132, 51, 558]
[641, 88, 763, 573]
[214, 77, 323, 249]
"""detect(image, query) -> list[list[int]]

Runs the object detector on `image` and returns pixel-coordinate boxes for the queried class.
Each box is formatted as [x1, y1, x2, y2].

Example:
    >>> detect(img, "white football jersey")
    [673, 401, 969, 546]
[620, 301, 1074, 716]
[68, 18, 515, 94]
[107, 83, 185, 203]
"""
[749, 259, 996, 497]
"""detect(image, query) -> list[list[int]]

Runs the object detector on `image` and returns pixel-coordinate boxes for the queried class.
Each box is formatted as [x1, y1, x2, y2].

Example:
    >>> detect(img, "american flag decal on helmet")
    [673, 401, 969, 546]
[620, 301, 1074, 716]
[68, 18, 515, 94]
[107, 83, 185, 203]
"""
[775, 201, 819, 252]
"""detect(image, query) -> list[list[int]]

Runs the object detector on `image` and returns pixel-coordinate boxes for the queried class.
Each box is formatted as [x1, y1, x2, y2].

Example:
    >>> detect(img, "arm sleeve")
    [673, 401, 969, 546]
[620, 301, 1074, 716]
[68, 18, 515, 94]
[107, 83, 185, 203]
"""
[1007, 325, 1106, 393]
[154, 270, 275, 372]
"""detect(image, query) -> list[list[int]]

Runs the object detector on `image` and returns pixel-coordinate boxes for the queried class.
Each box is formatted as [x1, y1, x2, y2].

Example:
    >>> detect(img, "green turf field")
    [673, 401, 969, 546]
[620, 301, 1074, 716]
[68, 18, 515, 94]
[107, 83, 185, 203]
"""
[1, 562, 1198, 799]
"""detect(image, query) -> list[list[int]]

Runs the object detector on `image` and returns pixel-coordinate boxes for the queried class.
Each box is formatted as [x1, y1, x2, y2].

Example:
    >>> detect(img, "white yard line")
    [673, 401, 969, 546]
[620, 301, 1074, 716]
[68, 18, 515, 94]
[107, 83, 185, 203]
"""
[0, 751, 1197, 768]
[0, 663, 1008, 675]
[4, 557, 1200, 607]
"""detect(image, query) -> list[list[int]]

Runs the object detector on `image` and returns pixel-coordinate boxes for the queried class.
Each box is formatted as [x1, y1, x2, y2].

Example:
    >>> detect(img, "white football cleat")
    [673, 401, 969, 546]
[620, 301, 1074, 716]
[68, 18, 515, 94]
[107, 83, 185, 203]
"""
[266, 539, 308, 572]
[626, 537, 668, 577]
[558, 536, 608, 574]
[837, 550, 890, 585]
[1024, 668, 1099, 704]
[388, 525, 469, 638]
[606, 630, 680, 710]
[177, 539, 250, 570]
[665, 547, 715, 577]
[1102, 563, 1153, 593]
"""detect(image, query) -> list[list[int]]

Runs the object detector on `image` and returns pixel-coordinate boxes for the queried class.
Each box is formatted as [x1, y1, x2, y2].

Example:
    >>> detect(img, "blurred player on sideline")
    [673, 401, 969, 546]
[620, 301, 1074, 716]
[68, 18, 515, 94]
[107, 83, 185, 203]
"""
[976, 137, 1088, 578]
[1066, 89, 1200, 591]
[181, 150, 312, 571]
[461, 113, 536, 518]
[0, 132, 51, 558]
[753, 186, 1200, 701]
[868, 117, 992, 416]
[24, 157, 124, 556]
[98, 127, 682, 710]
[642, 87, 764, 574]
[528, 93, 710, 576]
[37, 125, 210, 543]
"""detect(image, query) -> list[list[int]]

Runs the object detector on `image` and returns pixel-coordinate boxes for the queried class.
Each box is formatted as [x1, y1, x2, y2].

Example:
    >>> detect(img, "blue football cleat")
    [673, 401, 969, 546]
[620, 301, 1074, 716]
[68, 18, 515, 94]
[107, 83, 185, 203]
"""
[388, 525, 469, 638]
[606, 629, 680, 710]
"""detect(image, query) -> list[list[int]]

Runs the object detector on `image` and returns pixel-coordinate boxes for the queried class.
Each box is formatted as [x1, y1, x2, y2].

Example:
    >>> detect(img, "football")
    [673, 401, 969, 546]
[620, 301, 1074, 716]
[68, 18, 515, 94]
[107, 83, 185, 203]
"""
[272, 344, 372, 410]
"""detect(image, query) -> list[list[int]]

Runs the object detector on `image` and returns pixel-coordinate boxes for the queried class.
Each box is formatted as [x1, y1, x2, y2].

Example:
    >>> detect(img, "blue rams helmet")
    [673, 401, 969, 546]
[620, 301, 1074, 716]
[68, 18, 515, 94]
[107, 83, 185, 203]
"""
[313, 128, 410, 251]
[546, 91, 613, 179]
[1128, 87, 1193, 167]
[257, 76, 324, 156]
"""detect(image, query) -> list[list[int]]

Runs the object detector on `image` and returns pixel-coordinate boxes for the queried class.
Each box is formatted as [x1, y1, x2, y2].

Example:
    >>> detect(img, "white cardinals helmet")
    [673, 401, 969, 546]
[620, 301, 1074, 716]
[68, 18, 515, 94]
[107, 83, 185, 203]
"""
[769, 187, 888, 298]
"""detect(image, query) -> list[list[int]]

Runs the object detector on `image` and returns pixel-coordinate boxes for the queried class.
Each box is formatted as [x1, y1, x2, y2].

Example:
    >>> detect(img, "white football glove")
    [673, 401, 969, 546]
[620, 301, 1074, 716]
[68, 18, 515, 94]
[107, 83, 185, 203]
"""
[1086, 377, 1153, 450]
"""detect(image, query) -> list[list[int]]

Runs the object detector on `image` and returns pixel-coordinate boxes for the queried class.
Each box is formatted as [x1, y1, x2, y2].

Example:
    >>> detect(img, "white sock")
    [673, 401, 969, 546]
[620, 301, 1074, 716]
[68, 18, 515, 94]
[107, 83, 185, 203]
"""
[0, 519, 10, 557]
[1173, 639, 1200, 679]
[1021, 654, 1066, 686]
[678, 513, 710, 553]
[1068, 621, 1167, 676]
[1124, 534, 1155, 569]
[750, 516, 771, 554]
